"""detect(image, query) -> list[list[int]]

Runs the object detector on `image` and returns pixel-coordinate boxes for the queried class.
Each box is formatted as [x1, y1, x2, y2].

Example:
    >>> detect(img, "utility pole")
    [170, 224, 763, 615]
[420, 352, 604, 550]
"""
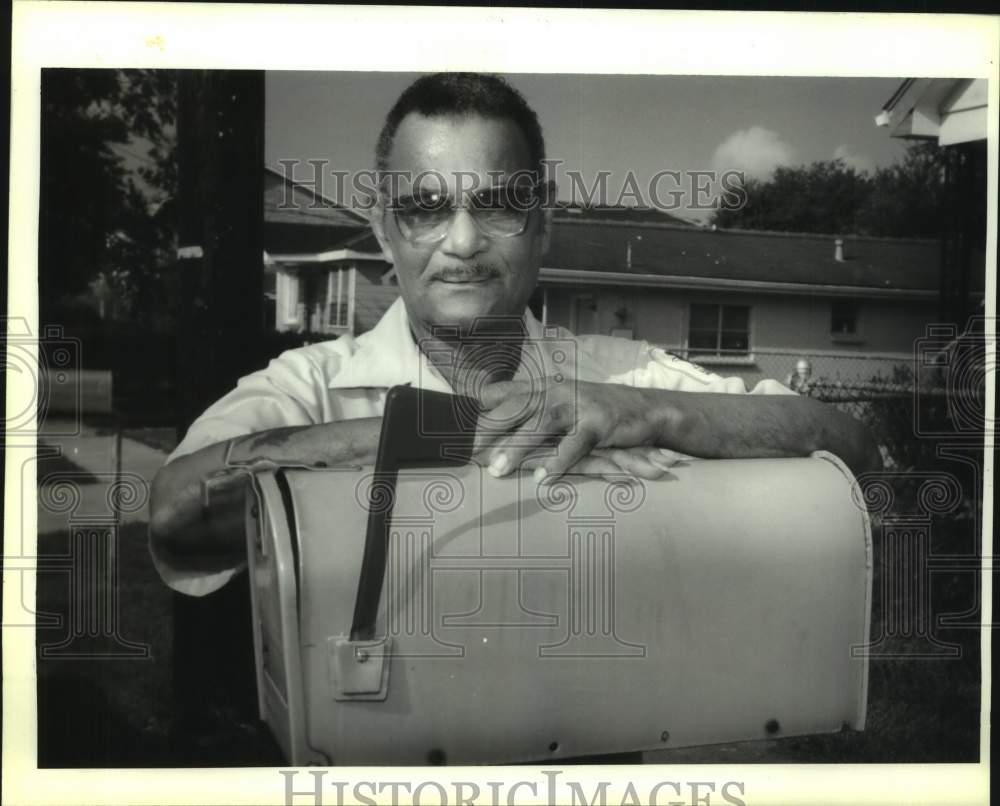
[171, 69, 273, 761]
[175, 70, 265, 431]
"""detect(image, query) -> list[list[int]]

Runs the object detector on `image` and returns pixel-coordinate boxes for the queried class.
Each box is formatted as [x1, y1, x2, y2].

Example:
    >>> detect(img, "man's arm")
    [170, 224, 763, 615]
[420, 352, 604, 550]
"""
[149, 418, 382, 558]
[476, 380, 882, 480]
[149, 405, 673, 567]
[653, 388, 882, 474]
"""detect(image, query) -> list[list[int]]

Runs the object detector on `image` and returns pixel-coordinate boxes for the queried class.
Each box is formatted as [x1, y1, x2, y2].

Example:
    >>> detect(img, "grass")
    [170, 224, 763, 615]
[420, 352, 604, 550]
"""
[649, 540, 982, 765]
[36, 519, 282, 767]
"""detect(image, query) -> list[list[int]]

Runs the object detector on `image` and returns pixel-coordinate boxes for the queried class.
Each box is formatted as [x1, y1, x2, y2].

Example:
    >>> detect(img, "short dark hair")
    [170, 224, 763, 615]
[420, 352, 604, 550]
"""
[375, 72, 546, 176]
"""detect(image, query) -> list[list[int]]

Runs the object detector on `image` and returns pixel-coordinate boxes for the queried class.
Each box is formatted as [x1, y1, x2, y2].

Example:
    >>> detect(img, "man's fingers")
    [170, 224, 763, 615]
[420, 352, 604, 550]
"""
[536, 426, 600, 481]
[477, 392, 544, 436]
[472, 391, 536, 455]
[606, 446, 684, 474]
[520, 453, 621, 478]
[647, 447, 686, 468]
[568, 455, 624, 478]
[471, 420, 504, 455]
[486, 446, 670, 484]
[477, 380, 530, 410]
[481, 396, 576, 477]
[487, 427, 590, 481]
[485, 426, 554, 477]
[601, 448, 666, 480]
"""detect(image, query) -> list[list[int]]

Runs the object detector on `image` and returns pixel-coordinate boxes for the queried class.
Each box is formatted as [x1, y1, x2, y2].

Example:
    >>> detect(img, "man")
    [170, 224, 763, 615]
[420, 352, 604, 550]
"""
[150, 72, 880, 596]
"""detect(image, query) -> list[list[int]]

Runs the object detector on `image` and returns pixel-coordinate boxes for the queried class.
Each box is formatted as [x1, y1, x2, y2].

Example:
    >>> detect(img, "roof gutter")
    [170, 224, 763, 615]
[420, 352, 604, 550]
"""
[538, 267, 941, 300]
[267, 248, 381, 264]
[879, 77, 916, 115]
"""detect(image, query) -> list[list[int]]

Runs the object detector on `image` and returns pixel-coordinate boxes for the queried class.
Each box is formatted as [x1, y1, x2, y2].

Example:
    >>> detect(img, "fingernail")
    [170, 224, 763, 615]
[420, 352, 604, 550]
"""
[488, 454, 508, 477]
[533, 466, 548, 484]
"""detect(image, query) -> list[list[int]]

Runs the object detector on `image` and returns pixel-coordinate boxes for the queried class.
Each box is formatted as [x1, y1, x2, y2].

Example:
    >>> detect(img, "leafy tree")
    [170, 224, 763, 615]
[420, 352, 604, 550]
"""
[39, 69, 177, 325]
[712, 142, 947, 238]
[858, 141, 947, 238]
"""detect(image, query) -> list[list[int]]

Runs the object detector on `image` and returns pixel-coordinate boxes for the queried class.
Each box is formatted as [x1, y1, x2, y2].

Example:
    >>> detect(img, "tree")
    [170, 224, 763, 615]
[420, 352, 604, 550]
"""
[711, 142, 947, 238]
[857, 141, 947, 238]
[39, 69, 177, 324]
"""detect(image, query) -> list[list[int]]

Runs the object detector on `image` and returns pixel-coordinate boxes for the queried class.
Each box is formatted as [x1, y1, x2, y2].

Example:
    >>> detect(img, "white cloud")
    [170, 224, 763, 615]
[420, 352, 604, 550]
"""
[712, 126, 795, 181]
[832, 144, 874, 174]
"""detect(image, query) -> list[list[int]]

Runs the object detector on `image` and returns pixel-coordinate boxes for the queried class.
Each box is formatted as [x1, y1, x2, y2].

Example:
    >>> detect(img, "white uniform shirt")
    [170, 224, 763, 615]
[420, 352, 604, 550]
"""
[154, 297, 793, 595]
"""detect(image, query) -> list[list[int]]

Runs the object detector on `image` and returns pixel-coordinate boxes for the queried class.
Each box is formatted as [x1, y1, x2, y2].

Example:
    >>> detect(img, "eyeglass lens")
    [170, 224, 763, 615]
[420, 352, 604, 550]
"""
[393, 184, 540, 243]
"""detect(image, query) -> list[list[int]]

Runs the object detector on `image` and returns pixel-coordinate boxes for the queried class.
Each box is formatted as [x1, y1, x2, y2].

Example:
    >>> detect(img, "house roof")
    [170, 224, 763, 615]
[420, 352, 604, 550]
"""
[263, 166, 962, 299]
[264, 166, 370, 228]
[542, 219, 954, 294]
[552, 201, 696, 227]
[875, 78, 988, 146]
[264, 167, 371, 254]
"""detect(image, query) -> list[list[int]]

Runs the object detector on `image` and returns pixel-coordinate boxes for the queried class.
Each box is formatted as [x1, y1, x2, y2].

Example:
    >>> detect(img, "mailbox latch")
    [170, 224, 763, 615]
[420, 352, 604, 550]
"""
[329, 636, 391, 701]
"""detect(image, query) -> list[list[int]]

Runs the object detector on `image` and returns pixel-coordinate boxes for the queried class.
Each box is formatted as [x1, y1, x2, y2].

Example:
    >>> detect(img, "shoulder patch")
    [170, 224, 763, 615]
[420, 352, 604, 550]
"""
[651, 347, 711, 375]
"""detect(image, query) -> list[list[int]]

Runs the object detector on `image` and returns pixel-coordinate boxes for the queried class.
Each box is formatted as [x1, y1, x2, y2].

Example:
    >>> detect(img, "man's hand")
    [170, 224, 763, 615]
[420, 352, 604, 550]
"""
[475, 376, 883, 481]
[475, 379, 681, 482]
[507, 446, 686, 482]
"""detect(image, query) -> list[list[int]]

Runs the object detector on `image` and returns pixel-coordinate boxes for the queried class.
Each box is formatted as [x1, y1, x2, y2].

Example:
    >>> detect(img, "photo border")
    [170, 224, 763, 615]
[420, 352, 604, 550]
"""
[5, 4, 997, 805]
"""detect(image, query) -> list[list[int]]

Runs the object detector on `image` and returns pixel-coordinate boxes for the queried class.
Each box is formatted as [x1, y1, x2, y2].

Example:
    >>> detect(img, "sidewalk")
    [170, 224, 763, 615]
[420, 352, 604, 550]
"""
[33, 421, 183, 766]
[37, 420, 173, 533]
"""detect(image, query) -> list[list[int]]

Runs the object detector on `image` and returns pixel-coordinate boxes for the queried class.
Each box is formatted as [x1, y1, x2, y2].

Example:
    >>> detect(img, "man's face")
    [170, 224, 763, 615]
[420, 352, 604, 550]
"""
[372, 113, 549, 337]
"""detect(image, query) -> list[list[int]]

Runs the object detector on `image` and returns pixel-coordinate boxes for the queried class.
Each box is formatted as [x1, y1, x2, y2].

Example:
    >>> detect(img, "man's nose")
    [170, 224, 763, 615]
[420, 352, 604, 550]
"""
[439, 209, 488, 258]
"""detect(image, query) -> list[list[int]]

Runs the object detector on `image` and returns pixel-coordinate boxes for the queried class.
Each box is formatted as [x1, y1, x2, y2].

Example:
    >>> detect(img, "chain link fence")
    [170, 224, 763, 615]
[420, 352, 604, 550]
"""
[776, 347, 984, 472]
[673, 327, 990, 473]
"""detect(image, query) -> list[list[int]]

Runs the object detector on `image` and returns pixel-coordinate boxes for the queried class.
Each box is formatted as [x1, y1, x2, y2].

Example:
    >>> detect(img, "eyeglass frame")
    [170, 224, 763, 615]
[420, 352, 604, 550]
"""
[379, 178, 556, 245]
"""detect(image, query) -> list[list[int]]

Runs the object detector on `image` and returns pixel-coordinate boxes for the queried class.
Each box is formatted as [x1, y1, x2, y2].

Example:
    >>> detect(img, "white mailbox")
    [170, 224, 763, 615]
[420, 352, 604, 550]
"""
[246, 451, 871, 766]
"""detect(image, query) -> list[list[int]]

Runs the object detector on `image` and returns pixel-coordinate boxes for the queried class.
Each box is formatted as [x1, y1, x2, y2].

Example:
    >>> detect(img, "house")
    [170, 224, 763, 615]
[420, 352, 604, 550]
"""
[263, 166, 388, 334]
[551, 200, 698, 227]
[265, 171, 962, 388]
[875, 78, 987, 147]
[534, 218, 954, 387]
[876, 78, 988, 327]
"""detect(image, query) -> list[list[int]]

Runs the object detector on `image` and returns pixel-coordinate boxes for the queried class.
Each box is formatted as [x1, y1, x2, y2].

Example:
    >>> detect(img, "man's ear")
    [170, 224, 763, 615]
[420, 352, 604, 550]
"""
[369, 200, 396, 264]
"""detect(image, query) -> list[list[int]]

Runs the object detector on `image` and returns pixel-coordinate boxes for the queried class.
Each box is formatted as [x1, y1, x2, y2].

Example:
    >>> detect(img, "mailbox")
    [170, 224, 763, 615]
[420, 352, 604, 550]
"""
[246, 443, 871, 765]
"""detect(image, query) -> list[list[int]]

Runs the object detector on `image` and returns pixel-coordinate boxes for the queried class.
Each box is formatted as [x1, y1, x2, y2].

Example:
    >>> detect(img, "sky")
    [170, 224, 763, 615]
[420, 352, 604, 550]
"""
[265, 72, 911, 224]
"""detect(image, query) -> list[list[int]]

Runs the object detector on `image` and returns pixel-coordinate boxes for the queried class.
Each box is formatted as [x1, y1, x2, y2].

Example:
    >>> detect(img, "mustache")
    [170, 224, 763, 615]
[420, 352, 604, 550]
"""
[432, 264, 501, 282]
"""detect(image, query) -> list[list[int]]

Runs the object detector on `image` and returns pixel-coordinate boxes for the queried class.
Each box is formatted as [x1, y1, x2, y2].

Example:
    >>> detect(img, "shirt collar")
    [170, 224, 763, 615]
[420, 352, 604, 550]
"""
[327, 297, 450, 392]
[328, 297, 583, 392]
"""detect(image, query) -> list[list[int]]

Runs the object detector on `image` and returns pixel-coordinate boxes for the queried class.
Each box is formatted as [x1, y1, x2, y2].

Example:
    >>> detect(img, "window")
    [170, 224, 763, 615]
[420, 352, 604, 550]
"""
[687, 304, 750, 358]
[283, 272, 299, 321]
[831, 300, 860, 340]
[323, 267, 356, 332]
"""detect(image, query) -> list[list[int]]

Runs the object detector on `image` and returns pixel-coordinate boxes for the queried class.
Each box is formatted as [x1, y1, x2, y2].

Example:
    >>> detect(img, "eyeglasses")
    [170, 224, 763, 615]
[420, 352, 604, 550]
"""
[386, 181, 552, 245]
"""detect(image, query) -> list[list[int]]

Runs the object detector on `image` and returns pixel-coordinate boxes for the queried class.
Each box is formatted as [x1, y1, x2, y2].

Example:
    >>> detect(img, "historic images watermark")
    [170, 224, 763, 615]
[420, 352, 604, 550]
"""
[280, 769, 749, 806]
[849, 318, 997, 660]
[340, 321, 647, 659]
[346, 467, 648, 660]
[4, 316, 151, 657]
[272, 159, 748, 214]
